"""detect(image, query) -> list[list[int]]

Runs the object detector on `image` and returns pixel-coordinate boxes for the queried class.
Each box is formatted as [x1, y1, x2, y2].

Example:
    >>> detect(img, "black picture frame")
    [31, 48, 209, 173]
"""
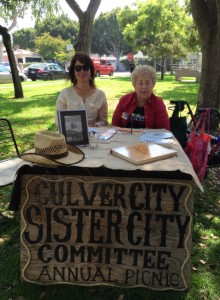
[57, 109, 89, 146]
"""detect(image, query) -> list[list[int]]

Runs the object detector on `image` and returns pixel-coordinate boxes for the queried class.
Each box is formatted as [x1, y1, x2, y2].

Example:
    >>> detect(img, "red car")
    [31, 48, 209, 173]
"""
[91, 58, 114, 77]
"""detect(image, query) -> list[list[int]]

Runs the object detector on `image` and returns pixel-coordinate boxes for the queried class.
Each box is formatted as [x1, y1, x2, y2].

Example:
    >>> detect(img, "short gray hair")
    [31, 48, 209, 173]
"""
[131, 65, 157, 87]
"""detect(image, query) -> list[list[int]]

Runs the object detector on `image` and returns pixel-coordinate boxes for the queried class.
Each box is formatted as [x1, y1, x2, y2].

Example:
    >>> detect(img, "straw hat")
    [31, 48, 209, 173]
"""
[21, 130, 84, 166]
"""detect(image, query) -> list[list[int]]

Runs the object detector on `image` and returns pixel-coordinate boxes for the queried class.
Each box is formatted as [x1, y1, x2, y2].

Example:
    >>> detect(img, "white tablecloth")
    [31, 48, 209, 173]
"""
[75, 127, 203, 192]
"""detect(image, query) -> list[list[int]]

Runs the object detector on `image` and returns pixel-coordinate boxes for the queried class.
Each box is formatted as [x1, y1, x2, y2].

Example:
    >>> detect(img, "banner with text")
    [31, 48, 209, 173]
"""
[20, 174, 194, 290]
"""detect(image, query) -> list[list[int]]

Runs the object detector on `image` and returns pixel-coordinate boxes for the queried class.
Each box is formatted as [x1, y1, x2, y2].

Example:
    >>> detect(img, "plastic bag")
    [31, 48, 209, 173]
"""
[184, 109, 211, 181]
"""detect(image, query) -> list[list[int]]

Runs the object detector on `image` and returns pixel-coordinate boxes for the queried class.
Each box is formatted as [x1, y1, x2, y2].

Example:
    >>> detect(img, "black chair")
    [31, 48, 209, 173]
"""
[0, 118, 22, 187]
[169, 100, 195, 148]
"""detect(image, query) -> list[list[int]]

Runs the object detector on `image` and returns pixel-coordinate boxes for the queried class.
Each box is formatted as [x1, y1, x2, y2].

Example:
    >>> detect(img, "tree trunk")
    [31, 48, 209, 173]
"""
[0, 25, 24, 98]
[104, 42, 122, 71]
[0, 39, 3, 62]
[198, 40, 220, 109]
[0, 11, 17, 62]
[170, 55, 174, 75]
[190, 0, 220, 110]
[65, 0, 101, 55]
[160, 55, 165, 80]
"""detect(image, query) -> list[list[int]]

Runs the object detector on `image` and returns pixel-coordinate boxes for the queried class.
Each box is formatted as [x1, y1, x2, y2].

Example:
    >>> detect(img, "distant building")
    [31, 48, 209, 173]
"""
[172, 53, 202, 72]
[3, 49, 43, 64]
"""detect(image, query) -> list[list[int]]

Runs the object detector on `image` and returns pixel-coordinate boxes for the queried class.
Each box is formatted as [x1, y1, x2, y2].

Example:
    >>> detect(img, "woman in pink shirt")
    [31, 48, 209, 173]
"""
[112, 65, 170, 130]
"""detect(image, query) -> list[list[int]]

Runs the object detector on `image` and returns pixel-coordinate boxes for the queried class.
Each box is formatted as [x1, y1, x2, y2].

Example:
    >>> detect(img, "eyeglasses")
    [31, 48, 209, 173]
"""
[74, 65, 90, 72]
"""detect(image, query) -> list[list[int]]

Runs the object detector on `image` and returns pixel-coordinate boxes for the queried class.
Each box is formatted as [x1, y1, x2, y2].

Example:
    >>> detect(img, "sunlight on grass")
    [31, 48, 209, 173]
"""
[0, 75, 203, 156]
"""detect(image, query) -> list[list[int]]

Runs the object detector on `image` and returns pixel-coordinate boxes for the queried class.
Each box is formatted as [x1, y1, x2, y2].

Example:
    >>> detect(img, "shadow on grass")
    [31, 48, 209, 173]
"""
[190, 174, 220, 298]
[0, 92, 59, 112]
[156, 82, 199, 105]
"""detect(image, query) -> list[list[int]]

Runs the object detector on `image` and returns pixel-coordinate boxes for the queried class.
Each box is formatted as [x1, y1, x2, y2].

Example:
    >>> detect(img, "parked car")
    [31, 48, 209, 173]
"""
[27, 63, 67, 81]
[23, 67, 28, 76]
[23, 63, 46, 76]
[91, 58, 114, 77]
[0, 62, 21, 72]
[0, 65, 27, 83]
[0, 62, 11, 70]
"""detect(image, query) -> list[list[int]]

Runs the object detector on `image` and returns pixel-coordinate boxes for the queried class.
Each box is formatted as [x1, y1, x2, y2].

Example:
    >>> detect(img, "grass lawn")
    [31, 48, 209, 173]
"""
[0, 74, 199, 153]
[0, 74, 220, 300]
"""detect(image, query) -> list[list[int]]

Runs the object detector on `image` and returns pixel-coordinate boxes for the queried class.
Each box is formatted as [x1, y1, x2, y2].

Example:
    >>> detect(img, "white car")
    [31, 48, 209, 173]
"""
[0, 62, 11, 70]
[0, 61, 21, 72]
[0, 65, 27, 83]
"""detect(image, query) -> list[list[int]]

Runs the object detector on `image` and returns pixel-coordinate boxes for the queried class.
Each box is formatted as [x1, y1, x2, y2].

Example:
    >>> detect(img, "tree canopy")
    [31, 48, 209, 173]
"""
[35, 32, 71, 61]
[0, 0, 59, 20]
[92, 9, 132, 70]
[13, 28, 36, 50]
[35, 13, 78, 45]
[118, 0, 191, 79]
[1, 0, 220, 108]
[0, 0, 59, 98]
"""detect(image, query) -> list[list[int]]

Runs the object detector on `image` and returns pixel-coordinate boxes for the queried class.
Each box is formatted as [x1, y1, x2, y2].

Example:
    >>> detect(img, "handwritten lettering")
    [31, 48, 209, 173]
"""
[21, 176, 192, 289]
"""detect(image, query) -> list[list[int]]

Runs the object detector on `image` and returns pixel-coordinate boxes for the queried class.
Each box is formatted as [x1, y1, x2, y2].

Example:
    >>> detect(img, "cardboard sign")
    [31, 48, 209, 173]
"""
[20, 174, 193, 290]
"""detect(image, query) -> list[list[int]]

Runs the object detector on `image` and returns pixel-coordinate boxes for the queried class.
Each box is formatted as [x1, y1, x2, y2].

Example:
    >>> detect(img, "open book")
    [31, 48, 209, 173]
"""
[111, 142, 177, 165]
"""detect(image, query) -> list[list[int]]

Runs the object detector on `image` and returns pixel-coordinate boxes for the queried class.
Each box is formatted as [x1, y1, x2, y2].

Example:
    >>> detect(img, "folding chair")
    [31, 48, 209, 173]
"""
[0, 118, 23, 187]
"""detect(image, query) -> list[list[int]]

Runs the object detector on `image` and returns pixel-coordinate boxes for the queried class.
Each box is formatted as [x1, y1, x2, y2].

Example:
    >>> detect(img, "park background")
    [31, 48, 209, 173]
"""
[0, 73, 220, 300]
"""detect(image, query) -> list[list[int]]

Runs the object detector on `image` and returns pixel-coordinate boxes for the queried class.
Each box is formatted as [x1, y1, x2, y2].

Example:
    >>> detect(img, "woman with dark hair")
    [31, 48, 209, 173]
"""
[56, 53, 108, 127]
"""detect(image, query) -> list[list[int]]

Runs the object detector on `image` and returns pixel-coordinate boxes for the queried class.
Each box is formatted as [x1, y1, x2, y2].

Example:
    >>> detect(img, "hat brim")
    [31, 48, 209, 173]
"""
[20, 144, 84, 166]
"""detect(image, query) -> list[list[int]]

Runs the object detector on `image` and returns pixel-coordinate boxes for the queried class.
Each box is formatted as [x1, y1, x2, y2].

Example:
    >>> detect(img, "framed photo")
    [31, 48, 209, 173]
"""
[57, 109, 89, 146]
